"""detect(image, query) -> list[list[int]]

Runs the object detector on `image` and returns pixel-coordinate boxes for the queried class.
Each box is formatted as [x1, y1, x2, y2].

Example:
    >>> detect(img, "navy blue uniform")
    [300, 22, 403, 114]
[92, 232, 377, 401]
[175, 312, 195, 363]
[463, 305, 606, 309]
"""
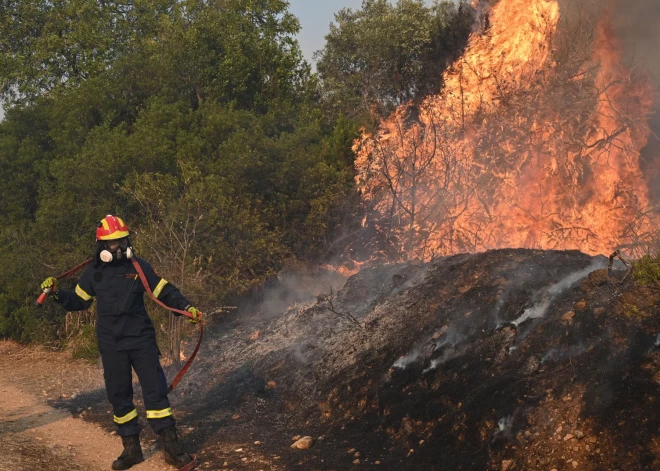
[56, 256, 191, 436]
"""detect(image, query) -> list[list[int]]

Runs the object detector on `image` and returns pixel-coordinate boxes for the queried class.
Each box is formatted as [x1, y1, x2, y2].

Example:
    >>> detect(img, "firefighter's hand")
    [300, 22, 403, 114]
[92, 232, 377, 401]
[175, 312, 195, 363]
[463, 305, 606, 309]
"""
[40, 277, 59, 300]
[186, 306, 202, 324]
[40, 277, 57, 292]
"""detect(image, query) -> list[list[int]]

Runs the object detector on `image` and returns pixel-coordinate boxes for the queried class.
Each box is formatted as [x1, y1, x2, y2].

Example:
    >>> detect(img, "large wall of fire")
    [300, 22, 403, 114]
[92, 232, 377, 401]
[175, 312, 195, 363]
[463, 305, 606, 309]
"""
[354, 0, 660, 260]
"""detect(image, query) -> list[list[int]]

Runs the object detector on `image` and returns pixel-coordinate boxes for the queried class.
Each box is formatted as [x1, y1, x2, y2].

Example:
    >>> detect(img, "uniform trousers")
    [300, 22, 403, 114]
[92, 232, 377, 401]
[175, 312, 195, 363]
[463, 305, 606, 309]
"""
[100, 342, 175, 436]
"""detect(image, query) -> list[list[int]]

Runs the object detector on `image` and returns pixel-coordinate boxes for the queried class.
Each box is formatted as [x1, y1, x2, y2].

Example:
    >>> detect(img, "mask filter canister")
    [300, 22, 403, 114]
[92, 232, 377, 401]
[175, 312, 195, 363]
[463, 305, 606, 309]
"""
[100, 240, 133, 262]
[100, 249, 114, 263]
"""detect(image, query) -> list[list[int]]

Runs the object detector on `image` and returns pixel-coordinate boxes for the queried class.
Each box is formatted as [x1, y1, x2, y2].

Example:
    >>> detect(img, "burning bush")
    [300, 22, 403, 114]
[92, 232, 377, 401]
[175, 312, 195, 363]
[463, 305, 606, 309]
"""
[354, 0, 658, 261]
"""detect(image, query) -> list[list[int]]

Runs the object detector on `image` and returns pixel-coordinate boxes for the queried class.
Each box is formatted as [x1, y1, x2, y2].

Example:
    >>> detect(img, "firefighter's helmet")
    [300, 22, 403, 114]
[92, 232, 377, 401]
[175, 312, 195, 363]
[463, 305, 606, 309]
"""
[96, 215, 130, 241]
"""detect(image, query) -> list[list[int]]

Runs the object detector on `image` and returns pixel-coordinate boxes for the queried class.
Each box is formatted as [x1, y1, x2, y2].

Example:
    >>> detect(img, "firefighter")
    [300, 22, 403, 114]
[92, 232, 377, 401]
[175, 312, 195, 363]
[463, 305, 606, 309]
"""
[40, 215, 201, 470]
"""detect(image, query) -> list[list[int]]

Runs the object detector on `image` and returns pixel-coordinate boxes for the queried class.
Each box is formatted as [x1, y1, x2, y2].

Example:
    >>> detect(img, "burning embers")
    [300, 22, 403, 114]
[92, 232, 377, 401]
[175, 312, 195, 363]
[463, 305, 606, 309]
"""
[354, 0, 658, 260]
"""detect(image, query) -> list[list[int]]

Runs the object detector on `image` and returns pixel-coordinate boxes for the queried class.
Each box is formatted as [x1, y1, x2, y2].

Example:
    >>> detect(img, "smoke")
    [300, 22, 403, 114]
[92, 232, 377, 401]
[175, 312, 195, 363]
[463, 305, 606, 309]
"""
[541, 343, 588, 364]
[433, 325, 463, 352]
[394, 258, 607, 376]
[393, 324, 466, 372]
[497, 416, 513, 433]
[555, 0, 660, 82]
[292, 341, 311, 365]
[422, 347, 460, 374]
[471, 0, 493, 32]
[240, 267, 347, 320]
[392, 349, 423, 369]
[511, 300, 551, 328]
[422, 326, 467, 373]
[394, 325, 464, 372]
[491, 415, 517, 442]
[557, 0, 660, 198]
[610, 0, 660, 85]
[610, 0, 660, 198]
[511, 259, 607, 327]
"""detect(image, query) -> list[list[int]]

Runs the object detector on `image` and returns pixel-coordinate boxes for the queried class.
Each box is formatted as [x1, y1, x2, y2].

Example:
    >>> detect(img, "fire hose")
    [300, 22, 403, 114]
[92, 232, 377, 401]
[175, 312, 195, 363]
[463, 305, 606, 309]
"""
[35, 258, 204, 393]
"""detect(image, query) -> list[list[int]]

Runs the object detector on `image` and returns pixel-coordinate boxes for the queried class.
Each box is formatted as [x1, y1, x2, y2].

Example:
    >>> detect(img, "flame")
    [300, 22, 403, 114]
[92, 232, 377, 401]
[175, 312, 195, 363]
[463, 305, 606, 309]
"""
[322, 260, 365, 278]
[354, 0, 657, 260]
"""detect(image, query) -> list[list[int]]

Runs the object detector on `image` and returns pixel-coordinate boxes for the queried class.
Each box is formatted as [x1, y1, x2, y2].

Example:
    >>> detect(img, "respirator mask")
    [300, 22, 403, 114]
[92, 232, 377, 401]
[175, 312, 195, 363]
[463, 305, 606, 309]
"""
[99, 237, 133, 263]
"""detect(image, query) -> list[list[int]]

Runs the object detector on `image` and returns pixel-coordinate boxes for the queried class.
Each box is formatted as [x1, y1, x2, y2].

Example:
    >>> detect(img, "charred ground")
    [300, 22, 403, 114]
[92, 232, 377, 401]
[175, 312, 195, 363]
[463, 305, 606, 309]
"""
[52, 249, 660, 470]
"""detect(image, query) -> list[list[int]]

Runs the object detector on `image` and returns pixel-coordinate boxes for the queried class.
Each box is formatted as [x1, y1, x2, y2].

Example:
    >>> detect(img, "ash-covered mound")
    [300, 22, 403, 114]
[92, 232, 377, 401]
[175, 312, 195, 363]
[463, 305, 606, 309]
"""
[178, 248, 660, 470]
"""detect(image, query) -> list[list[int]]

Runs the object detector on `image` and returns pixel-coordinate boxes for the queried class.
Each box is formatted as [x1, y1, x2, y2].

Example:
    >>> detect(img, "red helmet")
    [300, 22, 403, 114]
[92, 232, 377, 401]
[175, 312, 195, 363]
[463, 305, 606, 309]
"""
[96, 215, 130, 241]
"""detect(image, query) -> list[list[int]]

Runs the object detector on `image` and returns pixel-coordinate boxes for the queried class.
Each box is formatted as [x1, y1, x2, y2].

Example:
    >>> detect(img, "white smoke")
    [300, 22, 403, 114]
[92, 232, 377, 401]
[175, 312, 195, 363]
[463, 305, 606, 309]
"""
[511, 299, 551, 328]
[392, 349, 422, 369]
[498, 416, 513, 433]
[541, 343, 587, 364]
[511, 259, 607, 327]
[422, 348, 459, 374]
[243, 267, 347, 320]
[433, 325, 463, 352]
[405, 258, 607, 375]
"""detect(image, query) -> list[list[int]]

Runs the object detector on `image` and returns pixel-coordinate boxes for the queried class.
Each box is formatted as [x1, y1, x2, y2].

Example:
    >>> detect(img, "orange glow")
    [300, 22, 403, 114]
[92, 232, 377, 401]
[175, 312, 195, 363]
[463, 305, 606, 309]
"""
[354, 0, 657, 260]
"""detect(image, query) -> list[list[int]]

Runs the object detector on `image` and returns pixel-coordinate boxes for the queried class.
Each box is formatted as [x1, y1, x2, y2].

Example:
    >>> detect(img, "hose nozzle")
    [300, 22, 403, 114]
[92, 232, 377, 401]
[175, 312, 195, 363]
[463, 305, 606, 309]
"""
[35, 287, 52, 307]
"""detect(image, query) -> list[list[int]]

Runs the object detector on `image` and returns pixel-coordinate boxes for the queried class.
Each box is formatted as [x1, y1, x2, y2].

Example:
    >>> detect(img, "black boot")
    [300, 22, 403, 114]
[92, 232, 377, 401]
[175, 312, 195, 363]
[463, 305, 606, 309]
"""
[158, 425, 193, 468]
[112, 434, 144, 470]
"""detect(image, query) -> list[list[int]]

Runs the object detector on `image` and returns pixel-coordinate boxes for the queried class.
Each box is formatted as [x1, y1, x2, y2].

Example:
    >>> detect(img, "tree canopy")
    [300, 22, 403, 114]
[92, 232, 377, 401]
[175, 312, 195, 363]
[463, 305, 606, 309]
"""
[315, 0, 475, 120]
[0, 0, 474, 345]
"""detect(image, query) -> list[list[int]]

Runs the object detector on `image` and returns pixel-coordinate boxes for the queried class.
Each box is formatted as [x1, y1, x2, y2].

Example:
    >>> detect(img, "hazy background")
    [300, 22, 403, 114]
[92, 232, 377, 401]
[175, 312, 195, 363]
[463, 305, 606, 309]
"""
[610, 0, 660, 182]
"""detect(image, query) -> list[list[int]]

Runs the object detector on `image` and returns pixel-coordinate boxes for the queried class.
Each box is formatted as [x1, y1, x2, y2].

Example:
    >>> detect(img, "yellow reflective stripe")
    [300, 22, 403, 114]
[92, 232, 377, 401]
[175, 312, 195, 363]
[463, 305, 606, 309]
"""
[146, 407, 172, 419]
[75, 285, 93, 301]
[101, 219, 110, 231]
[98, 230, 130, 240]
[153, 279, 168, 298]
[114, 409, 138, 424]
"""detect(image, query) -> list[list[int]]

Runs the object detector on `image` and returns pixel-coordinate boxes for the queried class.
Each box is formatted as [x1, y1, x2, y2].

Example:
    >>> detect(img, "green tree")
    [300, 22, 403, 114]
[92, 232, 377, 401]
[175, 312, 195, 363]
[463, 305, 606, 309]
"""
[0, 0, 172, 104]
[148, 0, 311, 112]
[315, 0, 475, 120]
[0, 0, 363, 346]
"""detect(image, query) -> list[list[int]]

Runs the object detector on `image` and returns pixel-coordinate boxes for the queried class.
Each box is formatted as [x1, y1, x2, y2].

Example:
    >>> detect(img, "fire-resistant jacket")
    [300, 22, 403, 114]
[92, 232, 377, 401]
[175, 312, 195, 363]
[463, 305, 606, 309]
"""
[55, 257, 190, 350]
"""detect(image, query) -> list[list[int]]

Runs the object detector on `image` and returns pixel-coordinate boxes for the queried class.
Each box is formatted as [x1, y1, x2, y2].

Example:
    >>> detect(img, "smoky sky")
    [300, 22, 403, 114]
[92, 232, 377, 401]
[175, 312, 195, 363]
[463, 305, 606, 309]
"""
[611, 0, 660, 85]
[556, 0, 659, 84]
[557, 0, 660, 194]
[610, 0, 660, 192]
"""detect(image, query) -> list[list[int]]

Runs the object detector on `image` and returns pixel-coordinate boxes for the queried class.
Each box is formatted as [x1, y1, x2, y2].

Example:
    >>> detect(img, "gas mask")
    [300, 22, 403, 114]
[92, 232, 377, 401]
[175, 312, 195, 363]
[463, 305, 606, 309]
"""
[99, 237, 133, 263]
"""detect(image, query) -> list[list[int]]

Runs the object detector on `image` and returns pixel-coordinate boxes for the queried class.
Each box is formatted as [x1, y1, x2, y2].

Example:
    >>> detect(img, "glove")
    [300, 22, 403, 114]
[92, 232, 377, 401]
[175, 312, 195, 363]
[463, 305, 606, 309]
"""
[40, 277, 59, 300]
[41, 277, 57, 290]
[186, 306, 202, 324]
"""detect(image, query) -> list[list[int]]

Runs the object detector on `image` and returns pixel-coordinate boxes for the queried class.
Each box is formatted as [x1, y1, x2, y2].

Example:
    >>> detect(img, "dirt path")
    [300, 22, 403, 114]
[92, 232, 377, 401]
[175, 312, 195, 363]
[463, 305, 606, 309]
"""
[0, 342, 170, 471]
